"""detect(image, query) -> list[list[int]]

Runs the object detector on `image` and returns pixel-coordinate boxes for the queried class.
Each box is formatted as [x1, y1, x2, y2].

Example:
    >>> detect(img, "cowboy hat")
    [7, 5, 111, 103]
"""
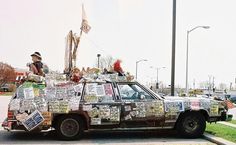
[31, 52, 42, 60]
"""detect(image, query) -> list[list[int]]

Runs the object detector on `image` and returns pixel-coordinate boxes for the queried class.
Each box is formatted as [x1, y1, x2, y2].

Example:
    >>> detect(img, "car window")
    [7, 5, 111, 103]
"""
[230, 96, 236, 101]
[118, 84, 154, 100]
[84, 83, 114, 103]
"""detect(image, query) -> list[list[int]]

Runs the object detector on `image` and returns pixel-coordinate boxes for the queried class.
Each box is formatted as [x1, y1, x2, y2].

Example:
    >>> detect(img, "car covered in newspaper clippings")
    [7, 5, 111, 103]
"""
[2, 73, 227, 140]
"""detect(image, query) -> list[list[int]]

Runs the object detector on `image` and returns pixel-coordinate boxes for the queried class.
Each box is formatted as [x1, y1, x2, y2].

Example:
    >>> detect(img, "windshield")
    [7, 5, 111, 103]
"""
[135, 81, 163, 100]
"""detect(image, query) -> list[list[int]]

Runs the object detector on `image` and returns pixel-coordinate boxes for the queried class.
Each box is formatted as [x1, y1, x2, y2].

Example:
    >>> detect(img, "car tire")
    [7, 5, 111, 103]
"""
[55, 115, 84, 140]
[176, 112, 206, 138]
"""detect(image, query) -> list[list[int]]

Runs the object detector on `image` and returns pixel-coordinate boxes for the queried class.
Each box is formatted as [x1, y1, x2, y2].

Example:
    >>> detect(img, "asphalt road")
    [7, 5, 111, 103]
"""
[0, 96, 218, 145]
[0, 130, 216, 145]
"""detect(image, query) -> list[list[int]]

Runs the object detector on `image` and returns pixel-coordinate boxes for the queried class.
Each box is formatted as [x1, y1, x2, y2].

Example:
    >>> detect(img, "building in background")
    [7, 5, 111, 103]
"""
[14, 68, 28, 83]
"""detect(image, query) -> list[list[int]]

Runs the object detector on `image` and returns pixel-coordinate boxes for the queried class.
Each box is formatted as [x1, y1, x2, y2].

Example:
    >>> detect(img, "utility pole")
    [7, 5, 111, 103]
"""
[97, 54, 101, 68]
[212, 77, 215, 90]
[150, 66, 165, 89]
[171, 0, 176, 96]
[208, 75, 212, 94]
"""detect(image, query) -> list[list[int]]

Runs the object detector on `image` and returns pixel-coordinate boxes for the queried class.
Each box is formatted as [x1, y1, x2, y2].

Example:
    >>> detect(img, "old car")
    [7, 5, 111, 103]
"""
[2, 73, 227, 140]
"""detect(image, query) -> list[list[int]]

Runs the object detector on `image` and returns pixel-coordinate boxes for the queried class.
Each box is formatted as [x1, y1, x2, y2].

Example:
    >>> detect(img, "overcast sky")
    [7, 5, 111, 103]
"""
[0, 0, 236, 88]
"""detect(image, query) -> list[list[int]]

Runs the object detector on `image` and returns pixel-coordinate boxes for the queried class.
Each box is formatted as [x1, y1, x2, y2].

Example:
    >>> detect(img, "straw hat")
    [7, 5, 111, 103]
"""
[31, 52, 42, 60]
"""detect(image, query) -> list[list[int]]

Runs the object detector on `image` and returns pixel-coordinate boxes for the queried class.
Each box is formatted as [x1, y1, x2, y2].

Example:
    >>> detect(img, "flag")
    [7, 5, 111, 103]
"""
[80, 4, 91, 34]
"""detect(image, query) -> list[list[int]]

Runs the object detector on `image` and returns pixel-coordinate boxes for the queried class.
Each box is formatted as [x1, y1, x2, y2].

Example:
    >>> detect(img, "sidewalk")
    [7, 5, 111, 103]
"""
[218, 121, 236, 128]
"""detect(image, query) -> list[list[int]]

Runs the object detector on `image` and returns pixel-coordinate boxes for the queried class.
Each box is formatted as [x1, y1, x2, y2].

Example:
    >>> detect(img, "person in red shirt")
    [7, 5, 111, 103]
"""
[71, 68, 83, 83]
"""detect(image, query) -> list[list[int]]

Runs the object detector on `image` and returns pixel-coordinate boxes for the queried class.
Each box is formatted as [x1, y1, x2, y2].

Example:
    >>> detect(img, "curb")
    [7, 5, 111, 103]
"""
[203, 133, 236, 145]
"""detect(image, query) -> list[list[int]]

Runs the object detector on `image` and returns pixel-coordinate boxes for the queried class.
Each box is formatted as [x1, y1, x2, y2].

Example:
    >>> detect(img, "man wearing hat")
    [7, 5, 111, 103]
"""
[29, 52, 44, 76]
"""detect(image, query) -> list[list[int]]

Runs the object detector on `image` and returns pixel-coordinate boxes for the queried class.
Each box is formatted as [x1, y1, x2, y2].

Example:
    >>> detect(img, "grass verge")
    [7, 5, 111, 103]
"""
[228, 120, 236, 125]
[206, 123, 236, 143]
[0, 92, 14, 96]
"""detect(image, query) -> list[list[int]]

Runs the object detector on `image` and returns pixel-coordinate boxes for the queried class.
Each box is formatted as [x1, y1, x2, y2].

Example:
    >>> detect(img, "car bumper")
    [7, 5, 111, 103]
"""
[1, 118, 11, 131]
[220, 111, 227, 121]
[209, 111, 227, 122]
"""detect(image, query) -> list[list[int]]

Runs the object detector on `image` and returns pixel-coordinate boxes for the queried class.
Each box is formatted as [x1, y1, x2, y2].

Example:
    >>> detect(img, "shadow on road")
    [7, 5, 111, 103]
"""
[0, 129, 189, 144]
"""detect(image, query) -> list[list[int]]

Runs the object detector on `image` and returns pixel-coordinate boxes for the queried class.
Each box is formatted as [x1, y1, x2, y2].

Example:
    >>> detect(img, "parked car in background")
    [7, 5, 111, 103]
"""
[214, 94, 236, 103]
[0, 84, 10, 92]
[228, 95, 236, 104]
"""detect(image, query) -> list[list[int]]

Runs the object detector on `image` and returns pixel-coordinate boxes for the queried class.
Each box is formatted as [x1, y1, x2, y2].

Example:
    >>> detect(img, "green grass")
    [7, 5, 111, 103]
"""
[228, 120, 236, 125]
[206, 123, 236, 143]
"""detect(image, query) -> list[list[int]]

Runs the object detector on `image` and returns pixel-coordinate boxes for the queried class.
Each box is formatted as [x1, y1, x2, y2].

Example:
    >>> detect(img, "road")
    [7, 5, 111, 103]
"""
[0, 126, 216, 145]
[0, 95, 11, 130]
[0, 130, 216, 145]
[0, 96, 218, 145]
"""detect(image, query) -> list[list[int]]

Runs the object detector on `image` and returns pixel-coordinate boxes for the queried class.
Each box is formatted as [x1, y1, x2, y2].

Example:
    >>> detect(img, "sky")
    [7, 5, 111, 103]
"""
[0, 0, 236, 89]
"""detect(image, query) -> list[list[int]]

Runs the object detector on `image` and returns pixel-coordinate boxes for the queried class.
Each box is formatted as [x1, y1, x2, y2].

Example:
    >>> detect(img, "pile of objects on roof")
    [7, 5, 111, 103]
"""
[69, 59, 134, 83]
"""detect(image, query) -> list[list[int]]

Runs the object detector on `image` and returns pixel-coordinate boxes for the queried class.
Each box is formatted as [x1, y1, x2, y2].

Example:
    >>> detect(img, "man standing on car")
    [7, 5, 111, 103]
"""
[28, 52, 44, 76]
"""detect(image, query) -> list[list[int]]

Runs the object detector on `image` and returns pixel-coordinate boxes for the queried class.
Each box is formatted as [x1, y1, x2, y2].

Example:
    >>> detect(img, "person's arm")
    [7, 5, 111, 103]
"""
[38, 68, 44, 76]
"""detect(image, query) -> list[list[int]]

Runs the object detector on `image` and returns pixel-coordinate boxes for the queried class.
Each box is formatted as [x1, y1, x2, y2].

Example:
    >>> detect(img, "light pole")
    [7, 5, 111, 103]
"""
[97, 54, 101, 68]
[135, 59, 147, 80]
[150, 66, 166, 89]
[186, 26, 210, 96]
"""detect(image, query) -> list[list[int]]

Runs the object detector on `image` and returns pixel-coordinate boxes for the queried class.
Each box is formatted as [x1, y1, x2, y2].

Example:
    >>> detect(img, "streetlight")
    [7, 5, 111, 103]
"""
[185, 26, 210, 96]
[97, 54, 101, 68]
[150, 66, 166, 89]
[135, 59, 147, 80]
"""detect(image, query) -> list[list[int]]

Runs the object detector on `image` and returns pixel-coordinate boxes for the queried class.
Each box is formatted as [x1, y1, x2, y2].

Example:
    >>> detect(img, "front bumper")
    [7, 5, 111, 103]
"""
[209, 111, 227, 122]
[220, 111, 227, 121]
[1, 118, 11, 131]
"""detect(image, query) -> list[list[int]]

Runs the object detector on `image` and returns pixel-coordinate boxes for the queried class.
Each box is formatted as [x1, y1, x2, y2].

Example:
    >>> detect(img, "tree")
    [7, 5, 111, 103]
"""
[0, 62, 16, 86]
[199, 81, 208, 89]
[97, 55, 116, 70]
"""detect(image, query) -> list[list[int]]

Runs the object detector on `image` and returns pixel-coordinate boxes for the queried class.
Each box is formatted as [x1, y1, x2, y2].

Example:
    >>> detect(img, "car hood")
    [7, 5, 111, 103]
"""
[164, 96, 215, 102]
[163, 96, 226, 112]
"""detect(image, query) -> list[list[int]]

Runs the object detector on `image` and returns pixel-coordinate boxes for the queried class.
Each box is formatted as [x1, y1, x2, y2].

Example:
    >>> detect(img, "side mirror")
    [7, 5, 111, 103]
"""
[76, 92, 81, 96]
[140, 95, 145, 100]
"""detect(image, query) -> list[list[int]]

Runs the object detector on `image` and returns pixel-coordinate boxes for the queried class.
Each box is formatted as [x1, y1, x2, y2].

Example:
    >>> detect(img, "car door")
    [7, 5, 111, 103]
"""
[117, 82, 165, 128]
[82, 82, 121, 126]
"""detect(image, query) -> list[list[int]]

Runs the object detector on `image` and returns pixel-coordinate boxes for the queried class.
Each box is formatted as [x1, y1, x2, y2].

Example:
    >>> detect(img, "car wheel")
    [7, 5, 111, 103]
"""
[176, 112, 206, 138]
[55, 115, 84, 140]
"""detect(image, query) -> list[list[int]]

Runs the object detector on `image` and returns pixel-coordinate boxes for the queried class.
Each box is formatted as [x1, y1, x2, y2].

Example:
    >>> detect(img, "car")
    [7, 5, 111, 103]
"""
[229, 95, 236, 104]
[215, 94, 236, 103]
[2, 73, 227, 140]
[0, 84, 10, 92]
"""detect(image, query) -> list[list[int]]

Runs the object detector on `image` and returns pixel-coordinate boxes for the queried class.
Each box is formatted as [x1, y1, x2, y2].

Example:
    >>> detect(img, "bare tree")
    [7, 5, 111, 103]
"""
[199, 81, 208, 89]
[0, 62, 16, 86]
[219, 83, 227, 90]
